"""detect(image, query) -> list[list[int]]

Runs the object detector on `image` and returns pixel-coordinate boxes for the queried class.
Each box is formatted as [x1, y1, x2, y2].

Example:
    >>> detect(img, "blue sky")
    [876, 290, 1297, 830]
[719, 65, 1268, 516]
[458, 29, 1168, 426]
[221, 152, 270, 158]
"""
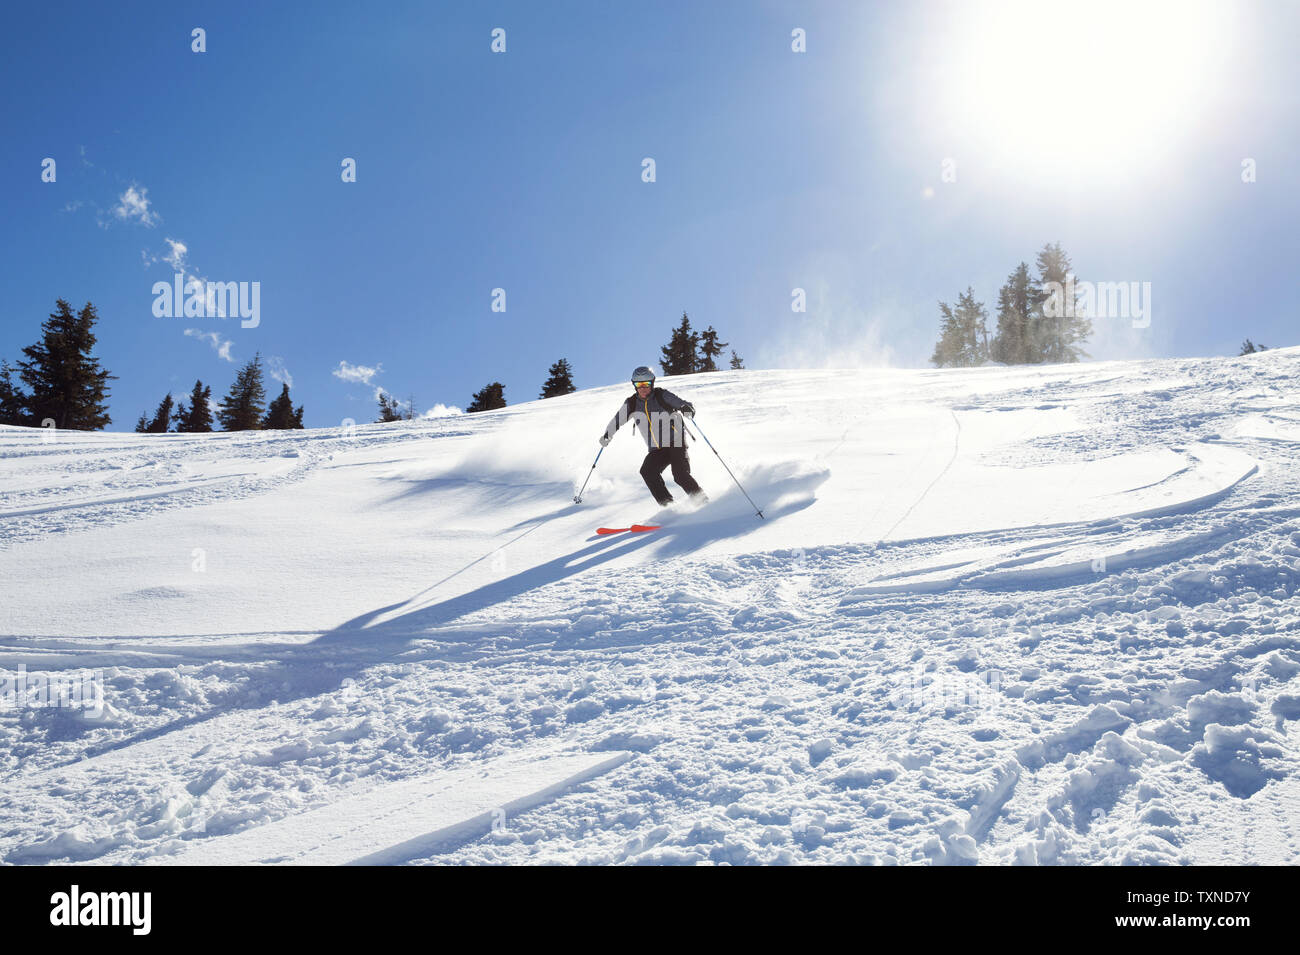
[2, 0, 1297, 429]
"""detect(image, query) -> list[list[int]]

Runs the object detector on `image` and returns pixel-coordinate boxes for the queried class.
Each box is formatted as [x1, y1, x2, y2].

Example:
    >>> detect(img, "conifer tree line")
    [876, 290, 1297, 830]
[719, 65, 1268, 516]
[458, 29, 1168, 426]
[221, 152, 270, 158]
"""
[461, 357, 574, 415]
[464, 313, 746, 416]
[376, 391, 420, 423]
[931, 243, 1093, 368]
[134, 353, 304, 433]
[660, 312, 744, 375]
[462, 356, 577, 415]
[2, 300, 749, 431]
[0, 299, 307, 432]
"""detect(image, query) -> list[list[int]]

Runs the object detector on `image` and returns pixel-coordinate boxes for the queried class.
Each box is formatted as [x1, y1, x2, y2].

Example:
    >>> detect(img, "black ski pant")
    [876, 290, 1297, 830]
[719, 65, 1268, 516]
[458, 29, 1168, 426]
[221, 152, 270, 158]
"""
[640, 446, 702, 506]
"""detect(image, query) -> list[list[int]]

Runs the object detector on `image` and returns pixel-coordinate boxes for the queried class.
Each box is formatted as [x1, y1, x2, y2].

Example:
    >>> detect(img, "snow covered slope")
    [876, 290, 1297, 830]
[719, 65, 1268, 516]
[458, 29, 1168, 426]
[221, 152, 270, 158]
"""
[2, 349, 1298, 865]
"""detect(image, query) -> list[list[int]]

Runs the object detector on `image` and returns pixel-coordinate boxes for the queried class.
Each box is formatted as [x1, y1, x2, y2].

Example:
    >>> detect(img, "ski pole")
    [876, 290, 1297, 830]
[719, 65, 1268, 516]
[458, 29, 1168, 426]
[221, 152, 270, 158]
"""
[687, 418, 764, 519]
[573, 445, 604, 503]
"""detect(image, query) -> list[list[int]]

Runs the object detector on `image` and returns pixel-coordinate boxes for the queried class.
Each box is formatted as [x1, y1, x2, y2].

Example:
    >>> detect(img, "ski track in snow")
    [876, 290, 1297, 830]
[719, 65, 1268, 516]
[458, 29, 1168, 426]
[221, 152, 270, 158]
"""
[1, 353, 1299, 865]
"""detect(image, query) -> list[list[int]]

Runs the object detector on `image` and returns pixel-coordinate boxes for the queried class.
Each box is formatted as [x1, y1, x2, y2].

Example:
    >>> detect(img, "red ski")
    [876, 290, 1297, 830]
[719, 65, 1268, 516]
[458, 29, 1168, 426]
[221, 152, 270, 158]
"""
[595, 524, 661, 535]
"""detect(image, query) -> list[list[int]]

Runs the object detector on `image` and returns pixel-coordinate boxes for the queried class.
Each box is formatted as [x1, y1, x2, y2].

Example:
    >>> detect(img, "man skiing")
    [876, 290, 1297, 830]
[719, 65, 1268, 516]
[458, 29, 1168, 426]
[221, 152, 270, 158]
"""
[600, 366, 707, 507]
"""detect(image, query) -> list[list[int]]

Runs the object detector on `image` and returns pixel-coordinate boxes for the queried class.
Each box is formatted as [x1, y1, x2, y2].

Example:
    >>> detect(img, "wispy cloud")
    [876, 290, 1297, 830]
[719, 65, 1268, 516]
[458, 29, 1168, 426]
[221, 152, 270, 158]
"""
[334, 362, 397, 404]
[144, 236, 236, 319]
[333, 361, 382, 385]
[112, 184, 159, 227]
[184, 328, 234, 362]
[163, 238, 188, 270]
[265, 355, 293, 388]
[72, 170, 235, 338]
[65, 163, 247, 342]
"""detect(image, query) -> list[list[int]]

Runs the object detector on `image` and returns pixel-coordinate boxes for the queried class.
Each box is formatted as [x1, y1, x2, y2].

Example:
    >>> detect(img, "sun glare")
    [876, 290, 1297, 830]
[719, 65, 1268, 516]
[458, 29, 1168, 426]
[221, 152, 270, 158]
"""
[936, 0, 1230, 179]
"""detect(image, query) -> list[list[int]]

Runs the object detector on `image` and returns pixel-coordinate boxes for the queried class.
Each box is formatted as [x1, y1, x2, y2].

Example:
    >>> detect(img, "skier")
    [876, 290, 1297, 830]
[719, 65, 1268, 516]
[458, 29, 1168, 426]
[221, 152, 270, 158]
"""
[599, 366, 707, 507]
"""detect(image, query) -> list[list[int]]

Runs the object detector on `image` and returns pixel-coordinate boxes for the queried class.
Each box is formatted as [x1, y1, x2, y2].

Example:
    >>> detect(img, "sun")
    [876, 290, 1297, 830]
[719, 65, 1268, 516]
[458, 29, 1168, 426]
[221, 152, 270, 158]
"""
[932, 0, 1230, 181]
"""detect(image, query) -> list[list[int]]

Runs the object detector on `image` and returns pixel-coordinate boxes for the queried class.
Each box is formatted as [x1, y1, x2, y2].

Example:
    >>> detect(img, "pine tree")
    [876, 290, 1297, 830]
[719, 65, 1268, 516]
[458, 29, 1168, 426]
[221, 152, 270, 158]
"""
[263, 383, 304, 429]
[729, 350, 745, 370]
[217, 352, 267, 431]
[961, 288, 990, 365]
[376, 392, 403, 423]
[931, 288, 988, 368]
[990, 263, 1035, 364]
[145, 392, 176, 433]
[466, 382, 506, 413]
[0, 360, 29, 426]
[404, 394, 417, 421]
[1239, 340, 1269, 355]
[134, 412, 149, 433]
[539, 358, 577, 398]
[931, 302, 962, 368]
[660, 312, 699, 376]
[17, 300, 116, 430]
[1033, 242, 1091, 363]
[697, 327, 729, 373]
[175, 380, 215, 433]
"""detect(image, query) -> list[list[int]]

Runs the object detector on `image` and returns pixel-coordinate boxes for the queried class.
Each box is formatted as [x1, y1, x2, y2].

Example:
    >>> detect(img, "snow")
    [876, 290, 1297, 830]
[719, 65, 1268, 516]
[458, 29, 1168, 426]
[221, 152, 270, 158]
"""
[153, 747, 633, 865]
[2, 348, 1299, 864]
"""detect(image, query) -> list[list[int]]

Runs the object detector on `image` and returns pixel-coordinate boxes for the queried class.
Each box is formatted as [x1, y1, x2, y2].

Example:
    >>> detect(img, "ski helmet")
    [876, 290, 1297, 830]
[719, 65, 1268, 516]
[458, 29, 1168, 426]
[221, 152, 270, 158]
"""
[631, 366, 655, 386]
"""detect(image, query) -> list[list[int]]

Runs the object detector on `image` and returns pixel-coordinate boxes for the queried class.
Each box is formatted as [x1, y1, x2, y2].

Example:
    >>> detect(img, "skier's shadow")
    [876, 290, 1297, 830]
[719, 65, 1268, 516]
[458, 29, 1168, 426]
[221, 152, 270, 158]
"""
[319, 460, 829, 651]
[314, 521, 662, 649]
[315, 486, 818, 654]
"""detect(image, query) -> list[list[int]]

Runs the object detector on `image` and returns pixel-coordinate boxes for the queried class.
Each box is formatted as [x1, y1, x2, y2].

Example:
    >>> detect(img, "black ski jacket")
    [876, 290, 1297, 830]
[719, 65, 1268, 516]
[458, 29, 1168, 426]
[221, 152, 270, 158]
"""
[604, 387, 692, 450]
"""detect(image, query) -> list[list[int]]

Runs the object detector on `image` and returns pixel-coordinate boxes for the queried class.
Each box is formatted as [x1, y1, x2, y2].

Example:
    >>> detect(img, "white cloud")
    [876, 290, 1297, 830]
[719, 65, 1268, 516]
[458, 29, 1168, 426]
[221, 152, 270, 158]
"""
[145, 237, 231, 316]
[265, 355, 293, 389]
[184, 328, 235, 362]
[113, 184, 159, 226]
[333, 361, 382, 385]
[163, 238, 188, 270]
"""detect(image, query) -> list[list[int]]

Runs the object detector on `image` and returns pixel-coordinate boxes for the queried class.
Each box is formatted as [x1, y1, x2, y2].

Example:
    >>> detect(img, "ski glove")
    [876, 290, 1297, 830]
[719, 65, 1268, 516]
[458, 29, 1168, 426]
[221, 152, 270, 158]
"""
[599, 433, 612, 447]
[680, 403, 695, 418]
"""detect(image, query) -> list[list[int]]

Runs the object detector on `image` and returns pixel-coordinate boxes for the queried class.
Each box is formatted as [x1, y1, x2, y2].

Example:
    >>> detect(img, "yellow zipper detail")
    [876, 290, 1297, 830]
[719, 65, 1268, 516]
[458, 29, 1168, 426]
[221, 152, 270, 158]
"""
[643, 397, 659, 447]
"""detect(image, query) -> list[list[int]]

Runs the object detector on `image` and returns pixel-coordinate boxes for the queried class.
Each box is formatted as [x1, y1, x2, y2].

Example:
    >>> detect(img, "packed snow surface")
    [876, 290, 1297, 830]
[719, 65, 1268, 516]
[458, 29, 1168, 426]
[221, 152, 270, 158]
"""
[2, 350, 1299, 864]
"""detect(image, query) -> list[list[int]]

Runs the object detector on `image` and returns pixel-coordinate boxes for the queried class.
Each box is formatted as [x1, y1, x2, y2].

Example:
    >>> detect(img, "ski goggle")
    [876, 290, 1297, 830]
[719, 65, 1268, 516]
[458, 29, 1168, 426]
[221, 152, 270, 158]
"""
[633, 380, 653, 388]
